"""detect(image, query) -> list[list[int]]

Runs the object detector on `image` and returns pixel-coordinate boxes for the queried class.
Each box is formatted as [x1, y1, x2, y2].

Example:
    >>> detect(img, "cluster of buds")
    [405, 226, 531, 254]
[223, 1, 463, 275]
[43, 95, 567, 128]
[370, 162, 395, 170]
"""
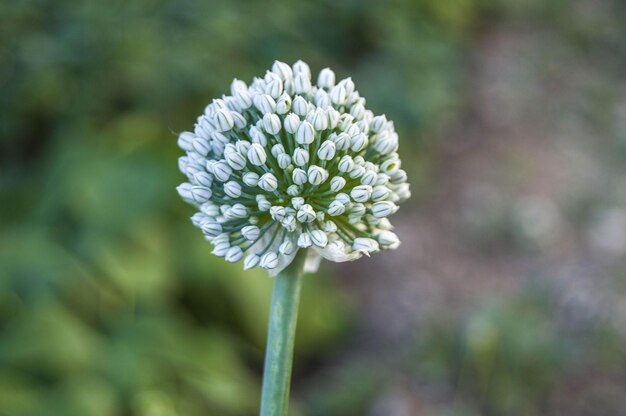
[177, 60, 410, 274]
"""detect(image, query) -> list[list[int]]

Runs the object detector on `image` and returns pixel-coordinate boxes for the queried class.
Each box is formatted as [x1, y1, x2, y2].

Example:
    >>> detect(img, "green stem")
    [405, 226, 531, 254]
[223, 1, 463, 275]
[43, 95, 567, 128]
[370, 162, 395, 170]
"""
[259, 251, 306, 416]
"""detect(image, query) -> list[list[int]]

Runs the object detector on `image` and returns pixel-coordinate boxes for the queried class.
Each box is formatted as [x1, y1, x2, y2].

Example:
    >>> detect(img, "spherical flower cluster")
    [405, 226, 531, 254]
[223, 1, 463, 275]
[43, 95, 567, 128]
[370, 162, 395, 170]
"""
[177, 60, 410, 275]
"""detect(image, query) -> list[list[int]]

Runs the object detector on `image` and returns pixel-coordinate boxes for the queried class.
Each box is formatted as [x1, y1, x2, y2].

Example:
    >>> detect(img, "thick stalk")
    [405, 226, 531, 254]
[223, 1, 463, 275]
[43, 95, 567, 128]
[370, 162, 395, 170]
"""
[259, 252, 306, 416]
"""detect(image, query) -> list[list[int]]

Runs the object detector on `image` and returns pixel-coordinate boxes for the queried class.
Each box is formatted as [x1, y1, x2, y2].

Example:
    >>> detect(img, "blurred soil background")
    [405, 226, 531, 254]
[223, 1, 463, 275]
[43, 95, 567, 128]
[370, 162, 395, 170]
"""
[1, 1, 626, 415]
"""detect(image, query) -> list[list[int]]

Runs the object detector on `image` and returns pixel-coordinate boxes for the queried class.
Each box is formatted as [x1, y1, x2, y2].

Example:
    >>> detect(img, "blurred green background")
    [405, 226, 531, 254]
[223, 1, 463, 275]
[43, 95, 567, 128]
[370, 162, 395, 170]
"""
[2, 0, 626, 415]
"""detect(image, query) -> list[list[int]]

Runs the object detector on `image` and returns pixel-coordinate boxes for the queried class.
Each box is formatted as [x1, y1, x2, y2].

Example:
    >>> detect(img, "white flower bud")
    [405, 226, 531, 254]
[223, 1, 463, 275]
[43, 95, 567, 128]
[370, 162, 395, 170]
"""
[329, 132, 349, 151]
[338, 77, 355, 96]
[371, 201, 398, 218]
[263, 113, 281, 135]
[335, 193, 351, 205]
[317, 140, 336, 160]
[177, 132, 195, 152]
[223, 143, 237, 155]
[277, 153, 291, 169]
[190, 186, 212, 203]
[344, 123, 360, 137]
[352, 237, 379, 255]
[191, 211, 211, 227]
[247, 143, 267, 166]
[330, 84, 347, 105]
[185, 163, 204, 179]
[349, 166, 366, 179]
[324, 220, 337, 232]
[214, 109, 235, 132]
[296, 121, 315, 145]
[369, 115, 387, 133]
[265, 78, 283, 99]
[317, 67, 336, 89]
[364, 214, 380, 226]
[281, 215, 297, 231]
[272, 60, 293, 80]
[212, 241, 230, 256]
[192, 171, 213, 188]
[225, 150, 247, 170]
[242, 225, 260, 241]
[330, 176, 346, 192]
[260, 252, 279, 269]
[284, 78, 295, 95]
[371, 186, 391, 201]
[338, 155, 355, 173]
[292, 96, 308, 116]
[242, 172, 259, 187]
[292, 60, 311, 78]
[177, 183, 193, 201]
[191, 137, 211, 156]
[225, 246, 244, 262]
[279, 240, 296, 255]
[234, 88, 252, 109]
[376, 218, 392, 231]
[236, 140, 251, 155]
[327, 200, 346, 216]
[374, 131, 398, 154]
[395, 183, 411, 202]
[256, 195, 271, 211]
[271, 143, 286, 157]
[307, 166, 328, 185]
[258, 172, 278, 192]
[178, 156, 190, 174]
[212, 233, 230, 246]
[276, 94, 291, 114]
[249, 126, 268, 146]
[350, 185, 372, 202]
[293, 148, 310, 167]
[373, 174, 388, 187]
[229, 203, 248, 218]
[200, 203, 220, 217]
[294, 73, 311, 94]
[231, 112, 247, 129]
[291, 197, 305, 209]
[201, 221, 223, 238]
[244, 253, 260, 270]
[327, 106, 340, 128]
[287, 185, 300, 196]
[270, 206, 286, 221]
[212, 161, 232, 182]
[376, 230, 400, 249]
[311, 108, 328, 131]
[350, 203, 366, 216]
[337, 113, 354, 130]
[284, 113, 300, 134]
[315, 89, 331, 108]
[230, 78, 247, 94]
[350, 133, 368, 152]
[390, 169, 408, 185]
[310, 229, 328, 248]
[297, 232, 312, 248]
[350, 102, 366, 120]
[220, 180, 239, 198]
[292, 168, 307, 185]
[360, 170, 378, 186]
[380, 157, 400, 175]
[254, 94, 276, 114]
[296, 204, 316, 223]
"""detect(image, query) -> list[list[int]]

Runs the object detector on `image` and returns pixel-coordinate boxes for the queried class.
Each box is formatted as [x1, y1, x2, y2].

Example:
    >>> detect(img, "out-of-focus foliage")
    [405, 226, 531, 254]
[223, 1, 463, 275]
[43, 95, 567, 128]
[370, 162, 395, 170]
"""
[2, 0, 626, 415]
